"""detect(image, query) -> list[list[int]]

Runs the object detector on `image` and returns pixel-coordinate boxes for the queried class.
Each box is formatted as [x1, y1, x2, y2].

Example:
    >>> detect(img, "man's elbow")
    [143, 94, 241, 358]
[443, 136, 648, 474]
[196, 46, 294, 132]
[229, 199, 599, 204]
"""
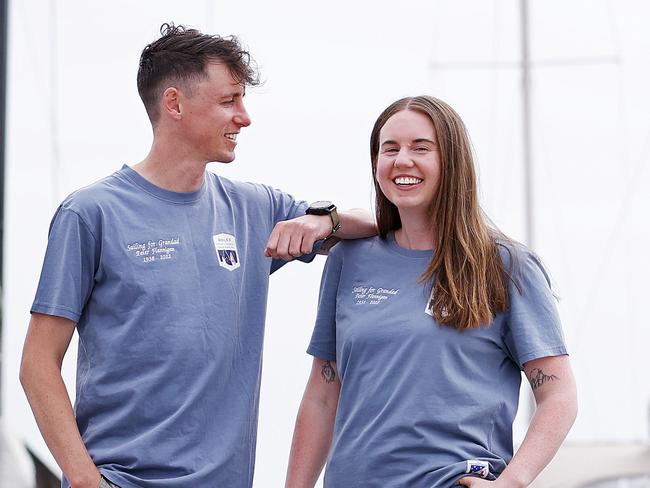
[19, 351, 36, 393]
[19, 345, 49, 396]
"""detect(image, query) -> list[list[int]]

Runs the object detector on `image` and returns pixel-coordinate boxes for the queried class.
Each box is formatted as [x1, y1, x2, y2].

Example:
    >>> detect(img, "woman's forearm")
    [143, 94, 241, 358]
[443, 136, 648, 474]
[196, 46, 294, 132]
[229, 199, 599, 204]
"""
[500, 370, 578, 486]
[285, 395, 337, 488]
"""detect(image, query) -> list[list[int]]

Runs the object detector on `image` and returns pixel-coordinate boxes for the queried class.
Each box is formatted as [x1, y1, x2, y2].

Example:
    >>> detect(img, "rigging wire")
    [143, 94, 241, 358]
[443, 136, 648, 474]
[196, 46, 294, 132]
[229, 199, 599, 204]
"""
[604, 0, 644, 420]
[571, 1, 649, 352]
[429, 56, 620, 70]
[485, 0, 502, 217]
[49, 0, 61, 208]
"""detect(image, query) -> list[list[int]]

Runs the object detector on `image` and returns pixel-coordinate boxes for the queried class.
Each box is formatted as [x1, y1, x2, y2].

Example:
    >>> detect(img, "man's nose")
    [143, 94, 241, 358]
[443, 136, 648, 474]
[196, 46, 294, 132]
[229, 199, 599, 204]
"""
[235, 105, 251, 127]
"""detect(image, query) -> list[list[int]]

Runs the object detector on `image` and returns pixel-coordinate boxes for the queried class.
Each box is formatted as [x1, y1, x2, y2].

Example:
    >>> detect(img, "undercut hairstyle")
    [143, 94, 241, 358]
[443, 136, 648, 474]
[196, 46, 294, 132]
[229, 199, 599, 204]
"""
[137, 23, 260, 124]
[370, 96, 516, 330]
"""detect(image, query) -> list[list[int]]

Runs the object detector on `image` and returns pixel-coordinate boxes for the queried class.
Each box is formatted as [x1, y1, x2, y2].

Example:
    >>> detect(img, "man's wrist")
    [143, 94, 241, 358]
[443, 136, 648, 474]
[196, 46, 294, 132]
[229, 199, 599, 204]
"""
[306, 201, 340, 238]
[68, 467, 102, 488]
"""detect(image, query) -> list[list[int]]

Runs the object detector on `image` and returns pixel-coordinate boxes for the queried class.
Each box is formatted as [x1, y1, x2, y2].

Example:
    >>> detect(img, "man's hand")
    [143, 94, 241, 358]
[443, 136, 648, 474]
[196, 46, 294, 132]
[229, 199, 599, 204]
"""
[264, 214, 331, 260]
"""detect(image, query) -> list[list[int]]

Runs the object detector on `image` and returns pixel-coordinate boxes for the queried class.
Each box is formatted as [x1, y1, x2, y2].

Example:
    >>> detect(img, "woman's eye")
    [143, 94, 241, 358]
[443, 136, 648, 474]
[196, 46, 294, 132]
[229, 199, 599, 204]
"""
[414, 147, 430, 152]
[383, 148, 398, 154]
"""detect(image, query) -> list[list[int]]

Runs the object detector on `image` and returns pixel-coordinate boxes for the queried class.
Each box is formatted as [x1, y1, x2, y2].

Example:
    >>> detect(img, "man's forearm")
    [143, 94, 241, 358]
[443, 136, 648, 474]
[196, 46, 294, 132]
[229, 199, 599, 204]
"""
[21, 360, 100, 488]
[335, 208, 377, 240]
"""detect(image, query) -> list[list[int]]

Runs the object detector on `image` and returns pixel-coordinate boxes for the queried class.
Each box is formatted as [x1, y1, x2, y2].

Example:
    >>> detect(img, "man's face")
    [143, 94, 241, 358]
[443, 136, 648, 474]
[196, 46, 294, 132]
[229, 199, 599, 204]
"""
[179, 62, 251, 163]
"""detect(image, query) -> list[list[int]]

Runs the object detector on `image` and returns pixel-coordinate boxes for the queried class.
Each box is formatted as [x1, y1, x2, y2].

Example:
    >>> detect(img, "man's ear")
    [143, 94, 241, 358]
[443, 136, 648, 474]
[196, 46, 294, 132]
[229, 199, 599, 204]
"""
[161, 87, 182, 120]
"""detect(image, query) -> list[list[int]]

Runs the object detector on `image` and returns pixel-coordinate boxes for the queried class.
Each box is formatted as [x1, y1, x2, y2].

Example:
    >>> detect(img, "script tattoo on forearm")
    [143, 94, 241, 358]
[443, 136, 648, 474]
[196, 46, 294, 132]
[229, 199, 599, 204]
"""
[321, 361, 336, 384]
[529, 368, 559, 390]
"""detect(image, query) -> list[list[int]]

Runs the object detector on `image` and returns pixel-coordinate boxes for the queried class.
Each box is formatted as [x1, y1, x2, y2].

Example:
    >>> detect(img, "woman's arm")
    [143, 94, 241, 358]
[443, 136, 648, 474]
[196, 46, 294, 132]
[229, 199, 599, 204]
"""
[285, 358, 341, 488]
[460, 354, 577, 488]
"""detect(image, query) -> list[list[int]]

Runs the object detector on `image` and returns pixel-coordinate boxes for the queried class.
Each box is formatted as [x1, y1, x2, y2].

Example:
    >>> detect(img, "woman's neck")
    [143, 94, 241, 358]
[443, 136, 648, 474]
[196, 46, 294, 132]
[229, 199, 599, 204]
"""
[394, 212, 435, 250]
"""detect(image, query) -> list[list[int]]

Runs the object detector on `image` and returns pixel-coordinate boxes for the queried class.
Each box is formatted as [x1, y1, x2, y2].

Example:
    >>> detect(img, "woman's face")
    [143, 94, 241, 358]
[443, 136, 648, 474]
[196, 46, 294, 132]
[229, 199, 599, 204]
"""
[375, 109, 442, 219]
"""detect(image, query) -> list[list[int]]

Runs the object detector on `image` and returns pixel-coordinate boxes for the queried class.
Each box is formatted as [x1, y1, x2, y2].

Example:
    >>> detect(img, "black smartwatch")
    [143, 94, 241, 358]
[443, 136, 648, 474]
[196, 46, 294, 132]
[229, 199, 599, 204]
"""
[306, 200, 341, 237]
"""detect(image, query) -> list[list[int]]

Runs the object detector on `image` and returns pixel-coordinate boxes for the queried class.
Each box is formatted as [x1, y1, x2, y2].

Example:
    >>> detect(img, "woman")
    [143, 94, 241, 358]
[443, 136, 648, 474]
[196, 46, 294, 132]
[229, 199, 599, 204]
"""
[285, 96, 577, 488]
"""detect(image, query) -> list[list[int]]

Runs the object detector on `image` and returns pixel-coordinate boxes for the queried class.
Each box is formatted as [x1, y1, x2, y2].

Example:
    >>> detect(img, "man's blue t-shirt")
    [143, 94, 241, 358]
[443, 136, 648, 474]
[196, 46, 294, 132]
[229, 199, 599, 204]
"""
[32, 165, 314, 488]
[308, 233, 567, 488]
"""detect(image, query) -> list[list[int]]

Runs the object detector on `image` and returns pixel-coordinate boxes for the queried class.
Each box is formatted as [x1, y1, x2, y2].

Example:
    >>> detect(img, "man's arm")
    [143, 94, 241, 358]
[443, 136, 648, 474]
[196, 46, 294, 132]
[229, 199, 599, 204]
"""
[285, 358, 340, 488]
[20, 313, 101, 488]
[265, 208, 376, 260]
[459, 355, 577, 487]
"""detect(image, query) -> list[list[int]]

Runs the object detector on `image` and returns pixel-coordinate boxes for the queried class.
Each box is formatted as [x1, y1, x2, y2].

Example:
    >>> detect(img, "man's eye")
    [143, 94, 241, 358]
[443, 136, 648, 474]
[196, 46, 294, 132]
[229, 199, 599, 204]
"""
[222, 99, 235, 105]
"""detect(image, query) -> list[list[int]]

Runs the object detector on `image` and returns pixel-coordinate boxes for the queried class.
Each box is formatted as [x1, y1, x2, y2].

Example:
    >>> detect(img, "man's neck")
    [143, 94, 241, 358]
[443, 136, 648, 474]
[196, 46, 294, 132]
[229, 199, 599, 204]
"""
[133, 141, 207, 193]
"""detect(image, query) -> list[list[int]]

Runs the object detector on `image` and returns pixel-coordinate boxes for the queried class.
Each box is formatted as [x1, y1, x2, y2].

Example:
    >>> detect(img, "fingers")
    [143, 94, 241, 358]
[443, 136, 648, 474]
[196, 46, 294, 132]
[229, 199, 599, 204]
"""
[265, 219, 318, 260]
[264, 227, 280, 257]
[458, 477, 492, 487]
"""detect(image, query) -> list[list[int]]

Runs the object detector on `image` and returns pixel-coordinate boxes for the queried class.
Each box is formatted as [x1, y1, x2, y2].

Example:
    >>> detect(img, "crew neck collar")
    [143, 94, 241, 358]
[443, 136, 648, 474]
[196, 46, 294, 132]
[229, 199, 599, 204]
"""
[120, 164, 207, 204]
[385, 231, 433, 258]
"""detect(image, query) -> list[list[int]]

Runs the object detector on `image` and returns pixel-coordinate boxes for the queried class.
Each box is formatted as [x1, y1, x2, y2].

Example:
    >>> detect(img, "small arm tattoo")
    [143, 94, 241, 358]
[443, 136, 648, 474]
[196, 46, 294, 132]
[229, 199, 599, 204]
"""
[529, 368, 559, 390]
[321, 361, 336, 384]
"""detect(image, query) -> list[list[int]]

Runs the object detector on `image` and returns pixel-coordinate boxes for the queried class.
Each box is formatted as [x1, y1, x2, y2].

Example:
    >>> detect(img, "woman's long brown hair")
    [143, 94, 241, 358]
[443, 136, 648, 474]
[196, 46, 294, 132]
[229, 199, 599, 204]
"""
[370, 96, 512, 330]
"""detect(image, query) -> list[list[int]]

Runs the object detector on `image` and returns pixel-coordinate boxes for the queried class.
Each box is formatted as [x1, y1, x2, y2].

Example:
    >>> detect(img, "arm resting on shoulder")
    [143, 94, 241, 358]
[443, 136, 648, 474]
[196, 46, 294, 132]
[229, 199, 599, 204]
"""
[20, 313, 101, 488]
[460, 354, 577, 488]
[266, 208, 376, 260]
[335, 208, 377, 240]
[285, 358, 341, 488]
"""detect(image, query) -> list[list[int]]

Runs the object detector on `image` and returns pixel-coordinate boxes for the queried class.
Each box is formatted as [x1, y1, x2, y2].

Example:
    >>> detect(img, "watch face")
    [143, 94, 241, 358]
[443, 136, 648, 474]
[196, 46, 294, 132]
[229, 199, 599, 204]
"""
[310, 200, 334, 211]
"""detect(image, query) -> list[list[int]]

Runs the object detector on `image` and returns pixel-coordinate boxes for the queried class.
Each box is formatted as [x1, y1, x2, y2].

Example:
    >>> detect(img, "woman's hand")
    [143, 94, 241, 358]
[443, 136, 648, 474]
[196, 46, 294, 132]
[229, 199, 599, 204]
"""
[458, 477, 518, 488]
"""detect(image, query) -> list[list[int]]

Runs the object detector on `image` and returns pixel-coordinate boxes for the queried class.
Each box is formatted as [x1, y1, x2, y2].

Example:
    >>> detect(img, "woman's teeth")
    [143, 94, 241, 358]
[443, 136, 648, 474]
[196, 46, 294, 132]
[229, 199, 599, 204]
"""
[393, 177, 422, 185]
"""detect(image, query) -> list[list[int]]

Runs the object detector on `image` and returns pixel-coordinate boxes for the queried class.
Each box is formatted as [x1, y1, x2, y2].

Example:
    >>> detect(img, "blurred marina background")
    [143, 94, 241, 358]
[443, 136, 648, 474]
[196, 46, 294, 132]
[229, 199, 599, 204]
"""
[0, 0, 649, 486]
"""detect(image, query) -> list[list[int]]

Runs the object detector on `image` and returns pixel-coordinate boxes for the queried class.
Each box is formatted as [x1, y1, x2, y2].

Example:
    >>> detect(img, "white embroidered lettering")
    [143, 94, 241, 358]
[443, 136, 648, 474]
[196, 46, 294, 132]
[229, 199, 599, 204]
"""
[352, 284, 399, 305]
[126, 237, 181, 263]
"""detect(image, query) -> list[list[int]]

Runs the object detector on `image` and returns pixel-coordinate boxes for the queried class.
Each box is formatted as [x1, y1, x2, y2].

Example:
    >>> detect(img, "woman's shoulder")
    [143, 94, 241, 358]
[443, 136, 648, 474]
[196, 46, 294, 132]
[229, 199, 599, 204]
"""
[331, 234, 387, 257]
[496, 237, 553, 291]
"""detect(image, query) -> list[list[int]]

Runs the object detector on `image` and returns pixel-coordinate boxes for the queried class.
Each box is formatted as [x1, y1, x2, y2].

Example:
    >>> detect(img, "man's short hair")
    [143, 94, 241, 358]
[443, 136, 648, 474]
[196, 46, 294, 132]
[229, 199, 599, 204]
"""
[137, 23, 260, 124]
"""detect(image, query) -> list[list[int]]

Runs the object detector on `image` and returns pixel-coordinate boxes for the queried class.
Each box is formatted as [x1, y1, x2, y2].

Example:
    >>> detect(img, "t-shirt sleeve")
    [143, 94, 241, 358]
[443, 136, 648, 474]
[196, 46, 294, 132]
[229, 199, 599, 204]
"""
[502, 249, 568, 369]
[31, 206, 99, 323]
[306, 245, 344, 361]
[265, 185, 322, 272]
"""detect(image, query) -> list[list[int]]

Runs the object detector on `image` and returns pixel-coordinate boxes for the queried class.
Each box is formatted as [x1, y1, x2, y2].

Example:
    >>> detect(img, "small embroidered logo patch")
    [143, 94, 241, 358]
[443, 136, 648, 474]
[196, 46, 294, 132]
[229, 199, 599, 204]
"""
[466, 459, 489, 478]
[213, 233, 240, 271]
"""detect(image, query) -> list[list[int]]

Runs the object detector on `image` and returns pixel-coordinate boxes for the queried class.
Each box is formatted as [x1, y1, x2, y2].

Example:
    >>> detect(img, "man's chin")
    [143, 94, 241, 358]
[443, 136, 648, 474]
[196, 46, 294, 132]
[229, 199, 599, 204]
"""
[211, 153, 236, 164]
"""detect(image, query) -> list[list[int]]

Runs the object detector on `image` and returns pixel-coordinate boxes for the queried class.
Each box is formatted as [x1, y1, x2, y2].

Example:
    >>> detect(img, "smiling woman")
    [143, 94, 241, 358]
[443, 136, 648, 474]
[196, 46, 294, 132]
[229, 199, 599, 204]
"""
[285, 96, 578, 488]
[374, 109, 442, 220]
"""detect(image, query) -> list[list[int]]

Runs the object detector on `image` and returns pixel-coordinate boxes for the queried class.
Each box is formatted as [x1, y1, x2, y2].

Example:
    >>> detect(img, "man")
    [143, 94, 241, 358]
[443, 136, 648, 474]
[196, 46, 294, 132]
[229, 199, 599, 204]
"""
[20, 24, 375, 488]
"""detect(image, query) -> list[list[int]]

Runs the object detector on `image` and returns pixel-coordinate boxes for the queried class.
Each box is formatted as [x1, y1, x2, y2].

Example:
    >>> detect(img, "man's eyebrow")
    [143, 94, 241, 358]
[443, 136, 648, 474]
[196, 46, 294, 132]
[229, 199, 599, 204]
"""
[219, 90, 244, 100]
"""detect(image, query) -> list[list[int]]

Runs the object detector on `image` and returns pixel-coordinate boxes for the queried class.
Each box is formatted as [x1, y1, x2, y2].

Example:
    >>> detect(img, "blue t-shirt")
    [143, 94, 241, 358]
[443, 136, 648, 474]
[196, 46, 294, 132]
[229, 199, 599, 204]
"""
[32, 165, 314, 488]
[308, 233, 567, 488]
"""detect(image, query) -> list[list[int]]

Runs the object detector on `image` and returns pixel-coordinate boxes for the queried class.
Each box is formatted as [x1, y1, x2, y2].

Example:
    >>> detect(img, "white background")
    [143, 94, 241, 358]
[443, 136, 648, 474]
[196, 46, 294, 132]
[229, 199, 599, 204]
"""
[3, 1, 650, 486]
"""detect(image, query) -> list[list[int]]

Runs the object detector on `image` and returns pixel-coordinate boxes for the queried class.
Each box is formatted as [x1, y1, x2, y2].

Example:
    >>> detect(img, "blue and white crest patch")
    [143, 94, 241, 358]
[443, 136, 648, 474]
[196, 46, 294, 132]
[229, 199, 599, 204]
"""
[213, 233, 240, 271]
[465, 459, 490, 478]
